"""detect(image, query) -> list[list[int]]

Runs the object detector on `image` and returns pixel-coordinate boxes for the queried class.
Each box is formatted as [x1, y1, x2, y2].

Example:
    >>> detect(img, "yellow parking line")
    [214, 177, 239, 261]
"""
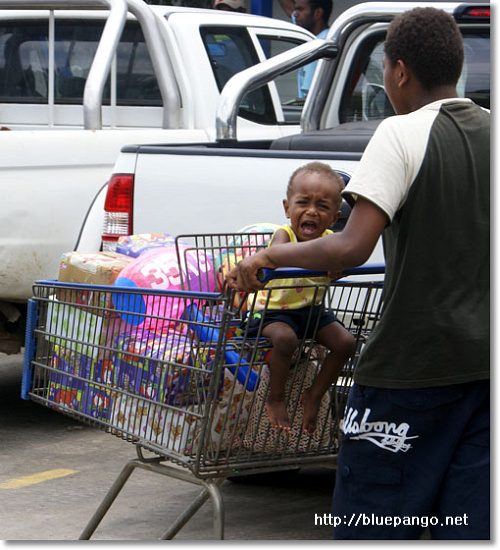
[0, 469, 78, 489]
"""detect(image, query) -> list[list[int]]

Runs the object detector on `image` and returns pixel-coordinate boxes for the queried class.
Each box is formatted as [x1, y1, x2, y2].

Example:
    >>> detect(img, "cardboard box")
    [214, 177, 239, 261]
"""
[92, 358, 116, 386]
[47, 298, 108, 359]
[58, 251, 133, 285]
[50, 343, 117, 385]
[110, 393, 199, 454]
[47, 344, 124, 424]
[49, 345, 94, 383]
[203, 368, 255, 451]
[57, 251, 133, 312]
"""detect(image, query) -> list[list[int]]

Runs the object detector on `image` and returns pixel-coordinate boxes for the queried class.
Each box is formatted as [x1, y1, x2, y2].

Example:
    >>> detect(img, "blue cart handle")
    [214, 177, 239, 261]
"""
[257, 263, 385, 283]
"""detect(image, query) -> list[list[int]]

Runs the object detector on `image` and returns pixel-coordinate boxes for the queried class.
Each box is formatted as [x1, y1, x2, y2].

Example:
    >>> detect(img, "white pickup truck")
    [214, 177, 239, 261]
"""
[78, 2, 490, 255]
[0, 0, 316, 352]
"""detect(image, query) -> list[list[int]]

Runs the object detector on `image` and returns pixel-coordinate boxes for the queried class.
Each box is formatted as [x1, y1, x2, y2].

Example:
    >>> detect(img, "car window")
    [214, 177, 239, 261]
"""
[256, 36, 307, 124]
[202, 26, 308, 125]
[56, 21, 161, 106]
[0, 23, 48, 101]
[0, 19, 161, 105]
[202, 26, 277, 125]
[459, 33, 490, 109]
[339, 29, 490, 124]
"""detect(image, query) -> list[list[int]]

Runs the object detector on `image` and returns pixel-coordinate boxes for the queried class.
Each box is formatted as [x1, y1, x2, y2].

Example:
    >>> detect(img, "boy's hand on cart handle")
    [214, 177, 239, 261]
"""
[327, 269, 344, 281]
[226, 249, 276, 292]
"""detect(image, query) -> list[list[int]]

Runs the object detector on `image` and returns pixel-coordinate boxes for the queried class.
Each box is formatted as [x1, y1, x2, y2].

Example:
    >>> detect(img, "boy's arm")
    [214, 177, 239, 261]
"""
[226, 198, 388, 292]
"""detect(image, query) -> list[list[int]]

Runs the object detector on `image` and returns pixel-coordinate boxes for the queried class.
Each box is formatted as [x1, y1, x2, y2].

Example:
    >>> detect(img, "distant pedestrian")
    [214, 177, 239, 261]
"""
[279, 0, 333, 97]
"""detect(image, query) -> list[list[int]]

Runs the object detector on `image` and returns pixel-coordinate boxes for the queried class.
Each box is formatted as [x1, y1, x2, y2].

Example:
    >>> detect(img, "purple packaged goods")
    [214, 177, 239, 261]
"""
[116, 234, 177, 258]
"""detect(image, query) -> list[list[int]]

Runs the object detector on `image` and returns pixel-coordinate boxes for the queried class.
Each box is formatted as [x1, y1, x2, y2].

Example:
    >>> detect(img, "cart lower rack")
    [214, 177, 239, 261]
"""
[22, 233, 384, 539]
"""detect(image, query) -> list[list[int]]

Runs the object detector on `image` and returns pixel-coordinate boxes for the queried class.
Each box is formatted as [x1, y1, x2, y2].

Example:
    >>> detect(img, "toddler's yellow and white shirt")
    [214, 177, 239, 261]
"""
[254, 225, 332, 311]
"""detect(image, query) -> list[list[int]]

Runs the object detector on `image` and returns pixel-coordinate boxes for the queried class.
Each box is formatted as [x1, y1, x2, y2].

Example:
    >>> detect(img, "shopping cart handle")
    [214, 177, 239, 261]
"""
[257, 263, 385, 282]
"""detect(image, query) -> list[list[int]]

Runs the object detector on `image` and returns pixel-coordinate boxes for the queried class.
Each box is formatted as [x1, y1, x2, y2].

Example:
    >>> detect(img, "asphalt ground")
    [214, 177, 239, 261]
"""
[1, 353, 337, 542]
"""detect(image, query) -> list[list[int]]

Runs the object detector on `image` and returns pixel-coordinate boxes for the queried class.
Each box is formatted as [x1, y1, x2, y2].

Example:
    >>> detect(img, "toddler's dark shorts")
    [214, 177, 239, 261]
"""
[241, 305, 340, 339]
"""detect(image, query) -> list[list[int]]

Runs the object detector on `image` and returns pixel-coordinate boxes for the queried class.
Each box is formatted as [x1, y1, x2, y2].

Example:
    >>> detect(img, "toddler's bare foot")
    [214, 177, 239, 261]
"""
[301, 388, 321, 435]
[265, 397, 291, 433]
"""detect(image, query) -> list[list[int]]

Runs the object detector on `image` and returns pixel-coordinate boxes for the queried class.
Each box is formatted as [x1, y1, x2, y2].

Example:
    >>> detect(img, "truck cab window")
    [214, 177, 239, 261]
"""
[0, 23, 48, 101]
[202, 26, 276, 125]
[256, 36, 306, 124]
[339, 29, 490, 124]
[0, 19, 160, 105]
[55, 21, 161, 105]
[202, 27, 309, 126]
[339, 36, 394, 124]
[105, 23, 161, 105]
[459, 34, 489, 109]
[54, 23, 101, 102]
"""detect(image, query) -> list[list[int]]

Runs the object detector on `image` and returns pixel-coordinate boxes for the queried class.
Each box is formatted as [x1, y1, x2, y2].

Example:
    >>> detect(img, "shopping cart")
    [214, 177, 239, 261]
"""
[21, 233, 384, 539]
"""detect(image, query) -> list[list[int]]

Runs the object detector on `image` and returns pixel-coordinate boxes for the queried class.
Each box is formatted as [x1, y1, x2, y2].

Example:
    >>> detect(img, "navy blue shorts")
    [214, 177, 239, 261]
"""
[242, 305, 339, 339]
[332, 380, 490, 540]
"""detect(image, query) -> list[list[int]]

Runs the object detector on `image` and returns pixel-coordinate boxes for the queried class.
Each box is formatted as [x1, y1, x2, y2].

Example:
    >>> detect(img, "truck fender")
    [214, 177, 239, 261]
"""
[74, 181, 108, 252]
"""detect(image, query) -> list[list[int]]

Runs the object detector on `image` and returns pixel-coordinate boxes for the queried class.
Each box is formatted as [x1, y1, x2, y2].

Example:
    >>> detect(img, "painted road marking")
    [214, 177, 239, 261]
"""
[0, 469, 78, 489]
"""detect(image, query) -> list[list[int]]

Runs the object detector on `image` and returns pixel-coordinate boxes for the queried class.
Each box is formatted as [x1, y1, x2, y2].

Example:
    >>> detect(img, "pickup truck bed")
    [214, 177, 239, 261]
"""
[84, 143, 379, 262]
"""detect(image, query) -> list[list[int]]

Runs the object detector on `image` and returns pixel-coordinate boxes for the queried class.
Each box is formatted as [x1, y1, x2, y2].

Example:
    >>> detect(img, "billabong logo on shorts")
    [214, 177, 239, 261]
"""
[341, 407, 419, 453]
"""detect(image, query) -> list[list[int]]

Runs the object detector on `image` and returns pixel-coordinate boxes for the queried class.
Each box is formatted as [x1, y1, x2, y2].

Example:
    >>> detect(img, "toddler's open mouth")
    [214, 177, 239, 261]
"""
[301, 221, 317, 235]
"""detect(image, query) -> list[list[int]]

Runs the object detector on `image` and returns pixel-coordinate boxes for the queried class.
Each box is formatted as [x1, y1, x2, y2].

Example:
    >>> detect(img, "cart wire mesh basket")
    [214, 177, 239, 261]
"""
[22, 232, 384, 539]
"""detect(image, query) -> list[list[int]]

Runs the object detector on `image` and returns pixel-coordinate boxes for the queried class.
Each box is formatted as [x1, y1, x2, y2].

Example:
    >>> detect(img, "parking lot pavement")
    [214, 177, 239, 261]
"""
[1, 354, 336, 541]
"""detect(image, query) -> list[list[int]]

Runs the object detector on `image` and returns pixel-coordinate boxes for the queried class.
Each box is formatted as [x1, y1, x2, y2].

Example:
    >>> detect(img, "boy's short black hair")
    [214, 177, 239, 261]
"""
[309, 0, 333, 24]
[385, 7, 464, 90]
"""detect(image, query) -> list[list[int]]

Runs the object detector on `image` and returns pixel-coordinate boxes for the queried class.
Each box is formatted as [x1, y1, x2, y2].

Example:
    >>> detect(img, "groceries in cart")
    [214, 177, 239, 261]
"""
[116, 233, 178, 258]
[57, 251, 134, 310]
[29, 231, 270, 455]
[111, 243, 214, 332]
[22, 230, 384, 542]
[24, 226, 383, 465]
[214, 222, 280, 309]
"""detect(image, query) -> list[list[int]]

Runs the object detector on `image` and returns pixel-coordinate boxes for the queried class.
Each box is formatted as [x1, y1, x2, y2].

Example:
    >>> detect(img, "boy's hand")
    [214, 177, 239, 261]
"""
[327, 269, 344, 281]
[225, 249, 276, 292]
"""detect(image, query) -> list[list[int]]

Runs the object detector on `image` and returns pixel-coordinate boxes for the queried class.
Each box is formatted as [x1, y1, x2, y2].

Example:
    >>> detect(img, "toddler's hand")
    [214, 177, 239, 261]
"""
[225, 249, 275, 292]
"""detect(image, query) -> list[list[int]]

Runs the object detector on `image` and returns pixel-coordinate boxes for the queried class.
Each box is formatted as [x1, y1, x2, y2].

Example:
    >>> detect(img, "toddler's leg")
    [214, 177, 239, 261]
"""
[262, 322, 298, 432]
[301, 322, 355, 434]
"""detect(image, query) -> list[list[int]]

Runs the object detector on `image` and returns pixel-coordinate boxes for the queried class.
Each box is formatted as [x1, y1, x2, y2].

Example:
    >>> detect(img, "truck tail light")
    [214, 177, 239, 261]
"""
[467, 7, 490, 17]
[101, 173, 134, 251]
[454, 5, 490, 20]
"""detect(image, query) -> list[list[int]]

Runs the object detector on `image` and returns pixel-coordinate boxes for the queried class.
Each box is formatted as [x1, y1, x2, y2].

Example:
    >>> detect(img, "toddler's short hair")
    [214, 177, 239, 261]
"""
[287, 162, 345, 207]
